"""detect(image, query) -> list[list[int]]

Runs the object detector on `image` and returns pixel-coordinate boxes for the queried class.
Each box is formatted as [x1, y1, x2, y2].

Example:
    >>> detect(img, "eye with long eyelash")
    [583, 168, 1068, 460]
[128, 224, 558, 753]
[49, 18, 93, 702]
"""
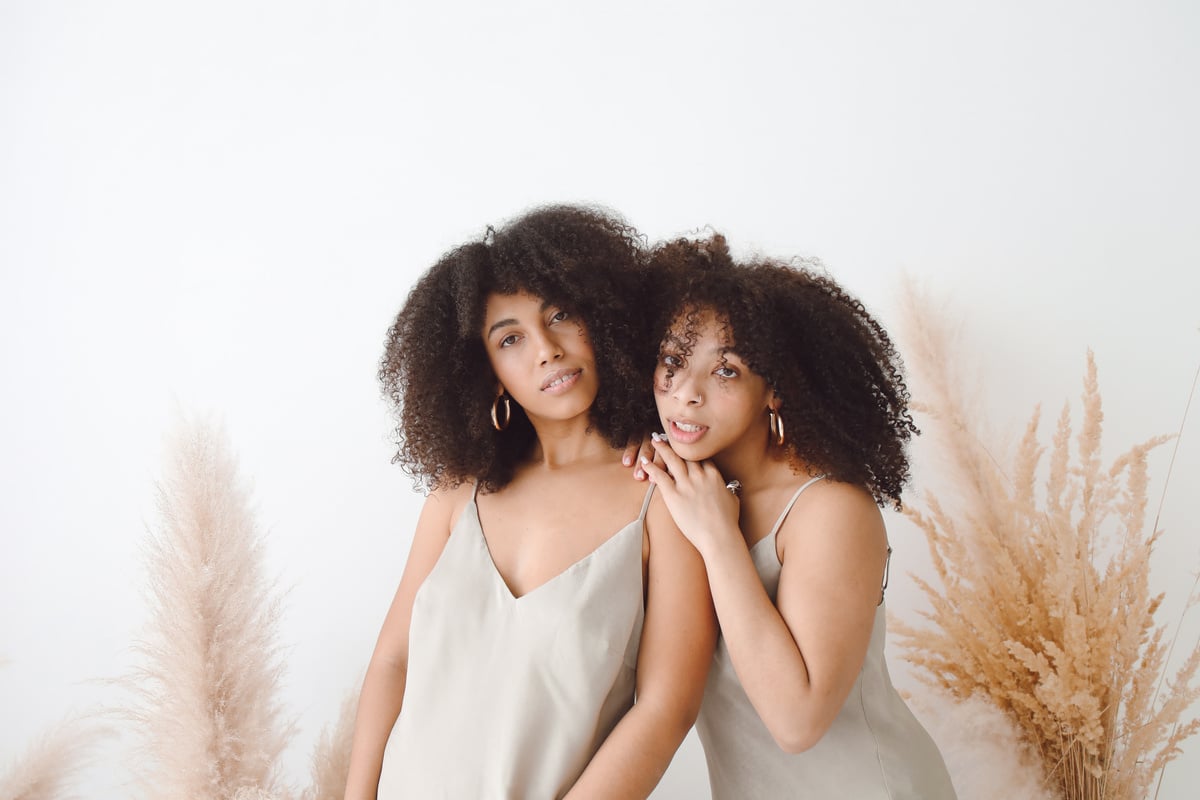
[661, 353, 684, 369]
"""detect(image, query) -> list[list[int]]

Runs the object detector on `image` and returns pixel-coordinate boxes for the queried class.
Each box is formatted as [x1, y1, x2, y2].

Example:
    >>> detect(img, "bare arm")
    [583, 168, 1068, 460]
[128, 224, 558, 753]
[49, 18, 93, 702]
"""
[563, 494, 718, 799]
[706, 484, 885, 751]
[643, 442, 887, 753]
[342, 488, 463, 800]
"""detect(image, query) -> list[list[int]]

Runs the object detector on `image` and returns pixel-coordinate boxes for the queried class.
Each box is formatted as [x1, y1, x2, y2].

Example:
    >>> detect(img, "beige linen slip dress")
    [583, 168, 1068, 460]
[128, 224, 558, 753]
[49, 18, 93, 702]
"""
[377, 483, 653, 800]
[696, 475, 957, 799]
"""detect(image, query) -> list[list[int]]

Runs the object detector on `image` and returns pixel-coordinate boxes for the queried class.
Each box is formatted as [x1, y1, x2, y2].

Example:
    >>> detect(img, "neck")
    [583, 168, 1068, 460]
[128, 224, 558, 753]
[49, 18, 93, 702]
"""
[526, 414, 614, 469]
[712, 426, 794, 494]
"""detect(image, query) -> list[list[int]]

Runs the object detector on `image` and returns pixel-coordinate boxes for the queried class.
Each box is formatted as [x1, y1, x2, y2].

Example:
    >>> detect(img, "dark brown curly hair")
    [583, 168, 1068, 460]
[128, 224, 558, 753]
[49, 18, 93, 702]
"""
[649, 234, 918, 509]
[380, 204, 658, 493]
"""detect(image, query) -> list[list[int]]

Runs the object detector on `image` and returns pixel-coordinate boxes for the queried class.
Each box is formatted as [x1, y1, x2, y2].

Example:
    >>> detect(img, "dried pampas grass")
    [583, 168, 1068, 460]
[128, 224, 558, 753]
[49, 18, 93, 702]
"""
[907, 689, 1059, 800]
[0, 714, 107, 800]
[299, 688, 359, 800]
[124, 416, 294, 800]
[231, 789, 281, 800]
[893, 282, 1200, 799]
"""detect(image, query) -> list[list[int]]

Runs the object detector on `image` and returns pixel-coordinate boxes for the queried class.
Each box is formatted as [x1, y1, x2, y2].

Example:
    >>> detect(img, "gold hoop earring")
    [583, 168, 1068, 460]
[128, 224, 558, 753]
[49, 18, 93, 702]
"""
[491, 394, 511, 431]
[768, 409, 786, 446]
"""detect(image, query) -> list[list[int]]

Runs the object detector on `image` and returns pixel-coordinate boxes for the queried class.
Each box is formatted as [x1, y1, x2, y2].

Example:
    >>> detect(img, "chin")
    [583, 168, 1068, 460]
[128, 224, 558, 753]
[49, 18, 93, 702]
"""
[671, 440, 720, 462]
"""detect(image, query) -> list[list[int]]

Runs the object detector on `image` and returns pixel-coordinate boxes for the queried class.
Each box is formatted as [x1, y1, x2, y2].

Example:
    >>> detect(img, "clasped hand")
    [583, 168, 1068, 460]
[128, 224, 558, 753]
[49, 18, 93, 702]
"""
[640, 435, 742, 557]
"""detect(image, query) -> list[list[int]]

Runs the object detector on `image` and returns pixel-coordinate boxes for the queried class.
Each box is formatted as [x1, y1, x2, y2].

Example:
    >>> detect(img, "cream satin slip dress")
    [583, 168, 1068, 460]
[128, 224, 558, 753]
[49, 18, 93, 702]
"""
[377, 483, 653, 799]
[695, 475, 957, 799]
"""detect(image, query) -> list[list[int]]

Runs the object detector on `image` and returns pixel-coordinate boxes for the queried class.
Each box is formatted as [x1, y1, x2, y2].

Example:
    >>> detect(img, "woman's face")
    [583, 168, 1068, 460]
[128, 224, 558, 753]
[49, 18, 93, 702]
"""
[481, 291, 599, 425]
[654, 308, 774, 461]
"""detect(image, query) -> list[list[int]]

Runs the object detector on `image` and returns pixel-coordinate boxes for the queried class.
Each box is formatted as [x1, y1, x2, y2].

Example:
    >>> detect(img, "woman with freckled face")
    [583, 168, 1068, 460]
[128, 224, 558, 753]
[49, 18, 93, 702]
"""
[640, 234, 956, 799]
[343, 205, 717, 800]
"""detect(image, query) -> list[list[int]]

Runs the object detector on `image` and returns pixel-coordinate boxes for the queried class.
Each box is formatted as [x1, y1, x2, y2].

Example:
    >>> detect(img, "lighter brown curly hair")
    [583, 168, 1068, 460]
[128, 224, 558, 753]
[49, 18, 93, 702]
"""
[649, 234, 918, 508]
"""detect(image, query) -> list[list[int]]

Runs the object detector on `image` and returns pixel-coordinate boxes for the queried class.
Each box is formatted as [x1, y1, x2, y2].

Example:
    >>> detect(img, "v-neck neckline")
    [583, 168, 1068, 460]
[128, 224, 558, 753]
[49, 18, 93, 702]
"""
[467, 493, 643, 602]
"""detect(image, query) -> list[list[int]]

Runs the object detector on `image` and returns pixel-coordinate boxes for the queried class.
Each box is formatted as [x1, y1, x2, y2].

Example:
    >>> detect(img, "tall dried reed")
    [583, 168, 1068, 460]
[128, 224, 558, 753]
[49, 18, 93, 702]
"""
[124, 417, 293, 800]
[0, 714, 107, 800]
[299, 688, 359, 800]
[892, 283, 1200, 799]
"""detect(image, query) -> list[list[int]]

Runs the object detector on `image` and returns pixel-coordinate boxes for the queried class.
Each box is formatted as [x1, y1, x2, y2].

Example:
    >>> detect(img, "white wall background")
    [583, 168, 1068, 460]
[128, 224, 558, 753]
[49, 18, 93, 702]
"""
[2, 1, 1198, 797]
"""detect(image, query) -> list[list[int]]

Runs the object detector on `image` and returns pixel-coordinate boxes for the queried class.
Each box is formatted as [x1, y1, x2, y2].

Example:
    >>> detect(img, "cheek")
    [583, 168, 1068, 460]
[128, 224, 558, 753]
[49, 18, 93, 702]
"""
[483, 350, 500, 376]
[485, 351, 510, 380]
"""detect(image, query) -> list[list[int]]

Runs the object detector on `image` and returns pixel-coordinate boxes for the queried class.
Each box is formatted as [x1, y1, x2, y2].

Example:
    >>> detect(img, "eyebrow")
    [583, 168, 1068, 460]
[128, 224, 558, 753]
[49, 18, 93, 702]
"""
[486, 318, 517, 339]
[486, 300, 554, 339]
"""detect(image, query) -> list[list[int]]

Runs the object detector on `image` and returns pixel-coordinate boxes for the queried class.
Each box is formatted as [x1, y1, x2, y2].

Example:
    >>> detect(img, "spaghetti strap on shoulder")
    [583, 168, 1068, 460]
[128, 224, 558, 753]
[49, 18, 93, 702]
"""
[767, 474, 827, 538]
[697, 467, 956, 799]
[637, 483, 656, 521]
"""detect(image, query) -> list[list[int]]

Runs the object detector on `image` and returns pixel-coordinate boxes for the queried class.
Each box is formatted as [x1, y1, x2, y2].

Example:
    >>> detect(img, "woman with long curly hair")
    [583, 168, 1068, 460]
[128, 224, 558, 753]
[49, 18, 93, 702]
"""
[344, 205, 716, 799]
[640, 235, 956, 799]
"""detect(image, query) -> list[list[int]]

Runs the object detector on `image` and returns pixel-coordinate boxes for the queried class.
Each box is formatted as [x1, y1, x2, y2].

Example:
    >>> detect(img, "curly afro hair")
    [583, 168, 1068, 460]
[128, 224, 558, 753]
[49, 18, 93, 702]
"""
[380, 204, 658, 493]
[649, 234, 918, 509]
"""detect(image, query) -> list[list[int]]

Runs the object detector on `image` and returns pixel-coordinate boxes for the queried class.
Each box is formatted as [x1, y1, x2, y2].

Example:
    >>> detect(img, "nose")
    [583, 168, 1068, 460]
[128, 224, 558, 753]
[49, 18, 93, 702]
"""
[532, 329, 564, 366]
[671, 372, 703, 406]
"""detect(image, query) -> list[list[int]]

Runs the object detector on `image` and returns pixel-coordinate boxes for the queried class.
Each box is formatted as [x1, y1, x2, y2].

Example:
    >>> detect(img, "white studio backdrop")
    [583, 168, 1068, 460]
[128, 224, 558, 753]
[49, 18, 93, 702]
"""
[2, 1, 1198, 797]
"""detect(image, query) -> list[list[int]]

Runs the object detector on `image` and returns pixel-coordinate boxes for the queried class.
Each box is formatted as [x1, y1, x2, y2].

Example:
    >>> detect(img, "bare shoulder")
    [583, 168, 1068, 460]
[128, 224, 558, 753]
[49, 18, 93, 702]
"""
[777, 479, 886, 562]
[414, 481, 474, 545]
[775, 479, 890, 614]
[394, 483, 475, 598]
[432, 481, 474, 520]
[644, 487, 683, 543]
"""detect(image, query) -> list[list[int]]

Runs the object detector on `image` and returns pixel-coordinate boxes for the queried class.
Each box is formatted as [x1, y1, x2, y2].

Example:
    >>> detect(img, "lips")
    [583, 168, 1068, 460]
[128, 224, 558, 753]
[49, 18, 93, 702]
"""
[541, 368, 582, 394]
[668, 418, 708, 444]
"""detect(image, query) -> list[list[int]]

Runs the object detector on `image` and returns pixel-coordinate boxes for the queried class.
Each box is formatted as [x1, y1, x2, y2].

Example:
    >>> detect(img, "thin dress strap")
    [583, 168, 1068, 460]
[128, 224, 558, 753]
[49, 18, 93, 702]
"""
[767, 475, 892, 606]
[766, 474, 827, 538]
[637, 483, 657, 522]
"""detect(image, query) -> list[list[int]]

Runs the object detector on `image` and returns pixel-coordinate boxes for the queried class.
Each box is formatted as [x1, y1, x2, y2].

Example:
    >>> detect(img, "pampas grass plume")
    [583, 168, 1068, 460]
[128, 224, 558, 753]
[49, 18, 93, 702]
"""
[0, 715, 107, 800]
[124, 415, 293, 800]
[893, 279, 1200, 799]
[299, 688, 359, 800]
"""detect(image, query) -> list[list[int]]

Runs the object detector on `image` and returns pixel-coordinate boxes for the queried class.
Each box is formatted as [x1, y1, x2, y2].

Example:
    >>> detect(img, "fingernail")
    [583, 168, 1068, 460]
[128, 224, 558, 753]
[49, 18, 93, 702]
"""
[635, 468, 645, 480]
[651, 432, 664, 442]
[640, 456, 650, 464]
[623, 454, 633, 465]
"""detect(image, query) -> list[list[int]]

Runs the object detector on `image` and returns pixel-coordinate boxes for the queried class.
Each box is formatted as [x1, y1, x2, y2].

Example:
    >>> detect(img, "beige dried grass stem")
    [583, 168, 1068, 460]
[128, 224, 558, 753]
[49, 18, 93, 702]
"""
[1147, 360, 1200, 714]
[1148, 359, 1200, 798]
[1149, 360, 1199, 534]
[893, 280, 1200, 800]
[124, 416, 293, 800]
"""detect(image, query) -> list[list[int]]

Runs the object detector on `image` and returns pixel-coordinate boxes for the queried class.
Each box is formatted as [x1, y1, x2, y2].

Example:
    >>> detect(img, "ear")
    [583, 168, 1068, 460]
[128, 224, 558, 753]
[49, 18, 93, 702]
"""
[768, 390, 782, 412]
